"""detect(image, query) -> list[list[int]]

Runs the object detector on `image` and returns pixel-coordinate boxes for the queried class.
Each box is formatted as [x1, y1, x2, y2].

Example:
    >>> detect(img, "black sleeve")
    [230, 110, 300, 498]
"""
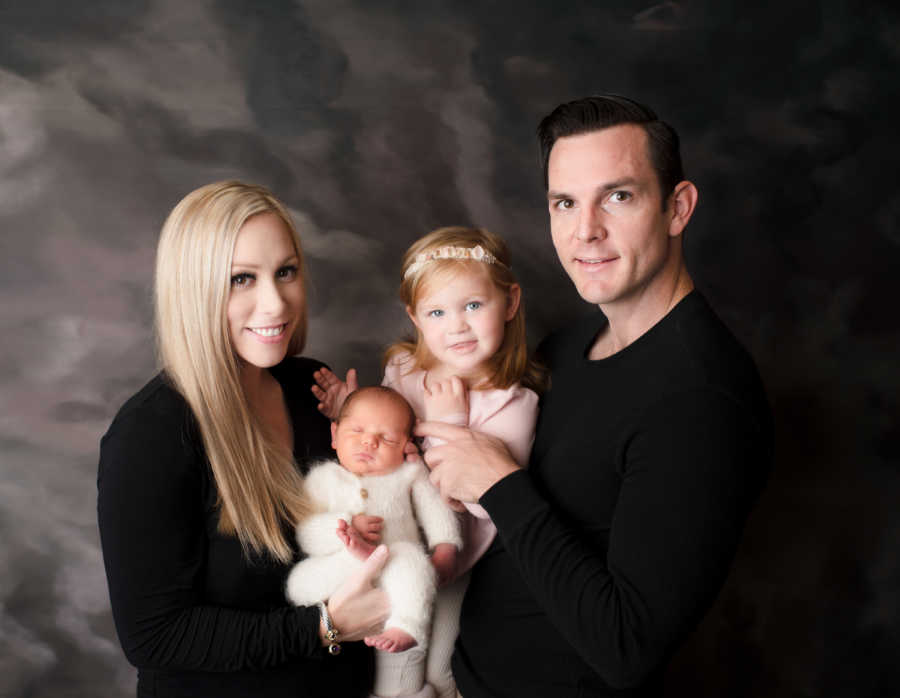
[480, 389, 767, 689]
[97, 396, 322, 672]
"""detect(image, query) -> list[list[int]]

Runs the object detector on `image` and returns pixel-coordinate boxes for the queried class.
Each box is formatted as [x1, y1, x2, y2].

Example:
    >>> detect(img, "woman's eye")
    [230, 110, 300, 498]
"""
[231, 273, 254, 288]
[427, 309, 444, 318]
[277, 265, 298, 281]
[465, 301, 482, 311]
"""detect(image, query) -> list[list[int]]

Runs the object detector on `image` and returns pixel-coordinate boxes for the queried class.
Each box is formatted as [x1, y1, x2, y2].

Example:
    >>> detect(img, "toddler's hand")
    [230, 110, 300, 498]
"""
[430, 543, 458, 588]
[423, 375, 468, 423]
[311, 367, 358, 420]
[351, 513, 383, 544]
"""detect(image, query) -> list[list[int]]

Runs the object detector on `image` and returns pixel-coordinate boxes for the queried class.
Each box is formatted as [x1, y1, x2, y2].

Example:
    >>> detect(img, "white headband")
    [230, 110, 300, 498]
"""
[403, 245, 502, 279]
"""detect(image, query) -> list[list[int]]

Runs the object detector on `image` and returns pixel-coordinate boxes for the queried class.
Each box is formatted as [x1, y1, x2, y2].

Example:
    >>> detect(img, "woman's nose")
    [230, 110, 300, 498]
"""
[257, 279, 287, 315]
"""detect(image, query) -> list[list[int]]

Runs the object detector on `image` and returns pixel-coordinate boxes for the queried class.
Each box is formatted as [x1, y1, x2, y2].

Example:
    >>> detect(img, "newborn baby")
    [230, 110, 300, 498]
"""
[286, 386, 461, 652]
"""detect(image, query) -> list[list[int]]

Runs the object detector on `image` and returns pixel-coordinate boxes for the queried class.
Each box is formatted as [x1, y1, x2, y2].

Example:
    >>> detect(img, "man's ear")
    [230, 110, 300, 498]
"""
[505, 284, 522, 322]
[667, 180, 699, 238]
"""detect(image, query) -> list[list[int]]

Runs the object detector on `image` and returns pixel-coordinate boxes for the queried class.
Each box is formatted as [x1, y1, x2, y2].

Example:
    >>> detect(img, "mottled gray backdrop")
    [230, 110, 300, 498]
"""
[1, 1, 898, 696]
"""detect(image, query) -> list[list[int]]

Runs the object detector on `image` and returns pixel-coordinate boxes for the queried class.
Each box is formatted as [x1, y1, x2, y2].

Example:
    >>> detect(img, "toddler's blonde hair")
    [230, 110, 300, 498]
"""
[385, 226, 545, 393]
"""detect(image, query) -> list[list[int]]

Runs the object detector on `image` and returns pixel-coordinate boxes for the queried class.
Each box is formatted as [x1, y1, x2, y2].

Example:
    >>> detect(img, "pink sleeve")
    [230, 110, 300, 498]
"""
[472, 387, 539, 469]
[454, 386, 540, 575]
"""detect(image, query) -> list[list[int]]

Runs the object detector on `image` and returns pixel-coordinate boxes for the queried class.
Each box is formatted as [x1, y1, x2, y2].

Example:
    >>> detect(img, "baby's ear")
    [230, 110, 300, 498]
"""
[330, 421, 338, 448]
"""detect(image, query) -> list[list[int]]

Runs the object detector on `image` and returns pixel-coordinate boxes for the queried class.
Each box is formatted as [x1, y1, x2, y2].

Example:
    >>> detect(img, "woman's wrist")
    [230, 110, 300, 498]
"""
[316, 601, 341, 655]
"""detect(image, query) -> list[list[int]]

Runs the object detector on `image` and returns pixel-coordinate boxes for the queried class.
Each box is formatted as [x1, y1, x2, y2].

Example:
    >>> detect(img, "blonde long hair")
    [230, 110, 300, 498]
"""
[154, 180, 310, 563]
[385, 226, 546, 393]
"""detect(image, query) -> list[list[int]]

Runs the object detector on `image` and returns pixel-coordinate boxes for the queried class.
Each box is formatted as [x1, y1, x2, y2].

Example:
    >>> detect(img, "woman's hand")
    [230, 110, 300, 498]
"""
[311, 367, 358, 420]
[324, 545, 390, 643]
[423, 375, 468, 423]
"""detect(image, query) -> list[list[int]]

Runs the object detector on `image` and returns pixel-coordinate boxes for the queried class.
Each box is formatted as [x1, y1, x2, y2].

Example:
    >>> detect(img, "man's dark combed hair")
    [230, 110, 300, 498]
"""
[537, 94, 685, 209]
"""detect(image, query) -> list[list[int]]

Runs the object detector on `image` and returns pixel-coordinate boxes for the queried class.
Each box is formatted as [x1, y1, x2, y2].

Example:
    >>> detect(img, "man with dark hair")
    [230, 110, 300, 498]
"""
[417, 94, 772, 697]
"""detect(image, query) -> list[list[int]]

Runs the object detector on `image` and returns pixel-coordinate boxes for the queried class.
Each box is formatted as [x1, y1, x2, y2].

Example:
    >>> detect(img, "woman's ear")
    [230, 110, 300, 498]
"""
[505, 284, 521, 322]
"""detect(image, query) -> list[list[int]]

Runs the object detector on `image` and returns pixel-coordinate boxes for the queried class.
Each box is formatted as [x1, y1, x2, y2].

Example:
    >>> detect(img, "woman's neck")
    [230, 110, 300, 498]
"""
[240, 364, 273, 407]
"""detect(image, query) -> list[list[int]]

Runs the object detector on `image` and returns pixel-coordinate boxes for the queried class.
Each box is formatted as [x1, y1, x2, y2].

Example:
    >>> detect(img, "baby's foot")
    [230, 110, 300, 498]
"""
[364, 627, 417, 653]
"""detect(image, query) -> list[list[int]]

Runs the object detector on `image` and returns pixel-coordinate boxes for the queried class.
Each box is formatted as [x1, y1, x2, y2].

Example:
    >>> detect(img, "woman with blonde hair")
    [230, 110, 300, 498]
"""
[98, 181, 389, 697]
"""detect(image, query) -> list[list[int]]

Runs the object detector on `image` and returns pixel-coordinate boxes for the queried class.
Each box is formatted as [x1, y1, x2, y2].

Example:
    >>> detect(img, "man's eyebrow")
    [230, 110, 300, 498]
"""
[547, 178, 642, 200]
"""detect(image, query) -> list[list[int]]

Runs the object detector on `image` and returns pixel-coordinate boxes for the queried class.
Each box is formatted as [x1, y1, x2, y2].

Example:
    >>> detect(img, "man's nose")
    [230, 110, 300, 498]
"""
[575, 206, 607, 242]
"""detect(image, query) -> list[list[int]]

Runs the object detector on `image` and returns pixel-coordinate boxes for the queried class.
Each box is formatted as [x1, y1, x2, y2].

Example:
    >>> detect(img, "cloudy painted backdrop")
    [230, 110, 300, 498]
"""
[1, 1, 898, 696]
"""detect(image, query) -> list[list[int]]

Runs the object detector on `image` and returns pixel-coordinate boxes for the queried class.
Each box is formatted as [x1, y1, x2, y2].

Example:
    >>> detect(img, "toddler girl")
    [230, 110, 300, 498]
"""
[313, 226, 545, 698]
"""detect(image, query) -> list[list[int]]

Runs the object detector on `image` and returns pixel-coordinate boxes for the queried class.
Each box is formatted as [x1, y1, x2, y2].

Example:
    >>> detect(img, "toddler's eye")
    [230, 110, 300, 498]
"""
[427, 309, 444, 318]
[465, 301, 482, 311]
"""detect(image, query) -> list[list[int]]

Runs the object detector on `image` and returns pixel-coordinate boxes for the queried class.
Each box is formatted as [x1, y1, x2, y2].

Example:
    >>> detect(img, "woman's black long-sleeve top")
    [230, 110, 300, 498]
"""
[97, 357, 373, 697]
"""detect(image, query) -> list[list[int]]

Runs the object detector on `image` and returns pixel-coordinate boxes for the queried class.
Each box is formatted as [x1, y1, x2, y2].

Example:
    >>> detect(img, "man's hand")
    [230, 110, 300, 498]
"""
[423, 375, 468, 423]
[430, 543, 458, 588]
[414, 421, 520, 502]
[311, 367, 358, 420]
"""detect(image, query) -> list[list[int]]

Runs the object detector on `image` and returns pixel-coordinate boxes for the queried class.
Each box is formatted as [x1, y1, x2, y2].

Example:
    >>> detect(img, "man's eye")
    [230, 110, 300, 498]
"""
[231, 273, 254, 287]
[465, 301, 482, 311]
[554, 199, 575, 210]
[610, 191, 632, 203]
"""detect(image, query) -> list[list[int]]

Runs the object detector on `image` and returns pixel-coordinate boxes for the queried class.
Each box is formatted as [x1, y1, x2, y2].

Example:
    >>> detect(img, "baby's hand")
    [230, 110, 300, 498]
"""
[337, 519, 377, 561]
[430, 543, 458, 588]
[423, 375, 468, 423]
[311, 367, 358, 420]
[351, 514, 383, 544]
